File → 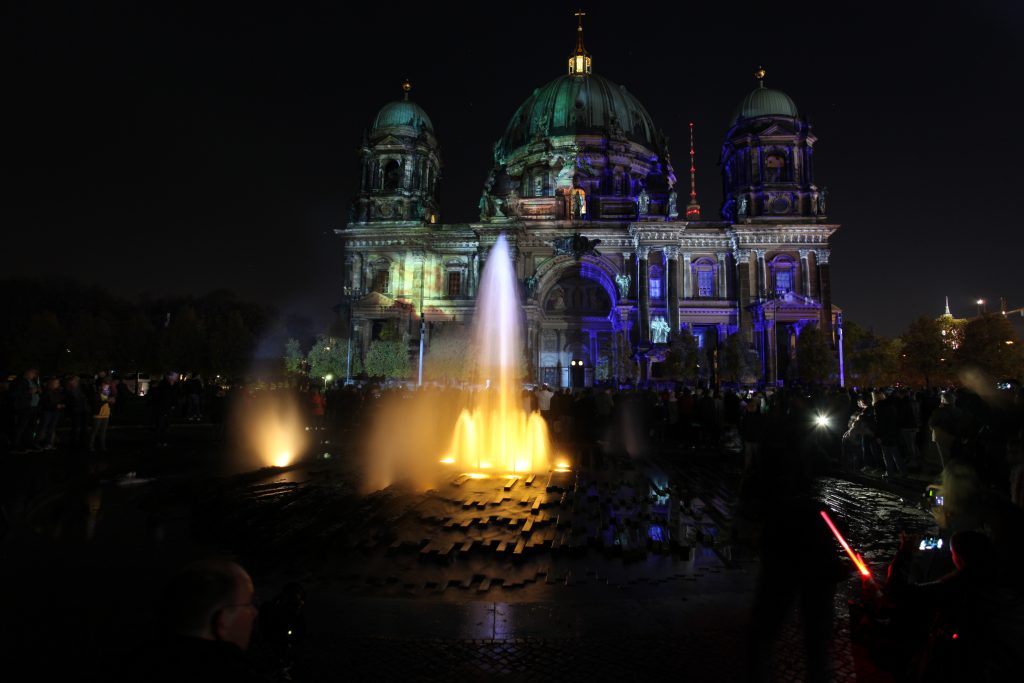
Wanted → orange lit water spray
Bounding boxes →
[820,509,873,580]
[442,234,555,474]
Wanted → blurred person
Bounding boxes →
[746,405,850,683]
[309,387,326,431]
[536,384,554,422]
[89,378,114,452]
[64,375,90,451]
[185,374,204,422]
[740,396,764,477]
[34,377,65,450]
[929,392,963,471]
[9,367,40,453]
[150,372,180,447]
[874,390,907,477]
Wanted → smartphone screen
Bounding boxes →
[919,536,944,551]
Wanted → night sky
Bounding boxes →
[7,1,1022,337]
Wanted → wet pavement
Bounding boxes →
[0,427,939,681]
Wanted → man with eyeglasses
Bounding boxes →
[125,559,262,681]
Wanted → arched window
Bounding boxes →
[383,159,401,190]
[769,255,797,295]
[648,265,663,300]
[692,257,716,298]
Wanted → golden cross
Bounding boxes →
[575,10,586,30]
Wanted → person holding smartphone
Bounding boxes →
[871,530,1024,680]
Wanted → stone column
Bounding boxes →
[755,249,767,298]
[736,250,753,344]
[682,252,692,299]
[637,246,651,342]
[816,249,834,343]
[799,249,811,297]
[716,252,727,299]
[665,246,680,336]
[555,329,564,388]
[588,331,598,382]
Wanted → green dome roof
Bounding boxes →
[372,99,433,132]
[731,84,798,124]
[498,73,659,157]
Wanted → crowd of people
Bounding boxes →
[0,367,226,455]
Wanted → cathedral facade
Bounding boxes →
[337,26,839,387]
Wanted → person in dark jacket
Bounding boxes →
[63,375,90,451]
[874,390,907,477]
[9,367,40,453]
[150,372,180,447]
[34,377,64,450]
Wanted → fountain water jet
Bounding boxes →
[442,234,554,474]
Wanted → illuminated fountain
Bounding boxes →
[238,390,308,471]
[442,234,556,474]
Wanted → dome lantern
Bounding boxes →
[567,10,592,76]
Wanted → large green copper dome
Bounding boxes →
[497,73,659,158]
[372,99,433,132]
[731,83,798,124]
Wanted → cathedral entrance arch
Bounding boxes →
[534,256,619,388]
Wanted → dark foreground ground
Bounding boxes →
[0,423,938,681]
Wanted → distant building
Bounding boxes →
[336,19,839,386]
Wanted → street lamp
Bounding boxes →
[324,373,333,389]
[976,299,986,316]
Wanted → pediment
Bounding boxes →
[356,291,396,307]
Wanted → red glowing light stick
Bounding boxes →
[820,510,873,579]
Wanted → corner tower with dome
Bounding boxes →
[337,19,839,387]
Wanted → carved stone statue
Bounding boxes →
[818,187,828,215]
[505,188,519,217]
[478,192,489,220]
[572,191,586,219]
[549,286,566,311]
[615,273,631,299]
[524,274,538,298]
[637,189,650,215]
[737,195,749,218]
[810,192,818,216]
[551,233,602,260]
[667,191,678,219]
[651,316,670,344]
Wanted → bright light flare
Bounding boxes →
[274,452,291,468]
[820,510,872,579]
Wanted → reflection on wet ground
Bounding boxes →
[3,438,937,680]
